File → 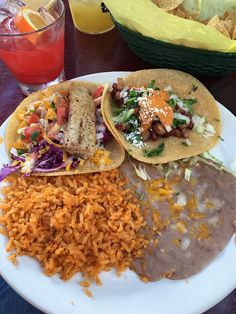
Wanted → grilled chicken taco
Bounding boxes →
[102,69,221,164]
[0,81,125,180]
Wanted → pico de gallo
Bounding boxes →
[0,85,112,181]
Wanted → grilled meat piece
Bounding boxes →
[64,83,96,159]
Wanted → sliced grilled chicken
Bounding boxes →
[64,83,96,159]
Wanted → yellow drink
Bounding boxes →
[68,0,114,34]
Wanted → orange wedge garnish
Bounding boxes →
[14,7,46,33]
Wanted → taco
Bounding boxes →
[0,81,125,180]
[102,69,221,164]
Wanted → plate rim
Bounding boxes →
[0,71,235,314]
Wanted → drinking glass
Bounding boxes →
[0,0,65,95]
[68,0,114,34]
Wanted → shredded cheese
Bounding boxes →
[66,159,73,171]
[63,150,68,162]
[79,160,85,168]
[39,147,49,155]
[43,134,64,148]
[45,108,57,121]
[131,162,150,181]
[91,149,112,166]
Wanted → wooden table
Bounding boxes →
[0,1,235,313]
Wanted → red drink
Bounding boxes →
[0,0,65,94]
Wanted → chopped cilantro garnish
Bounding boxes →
[113,108,124,116]
[147,80,156,89]
[214,118,221,122]
[20,134,26,139]
[113,109,135,123]
[167,98,177,109]
[181,142,188,146]
[147,80,159,90]
[135,191,145,201]
[144,142,164,157]
[17,149,26,155]
[139,192,145,201]
[124,109,135,122]
[126,96,139,109]
[218,135,224,141]
[183,98,197,113]
[50,101,56,109]
[126,97,138,104]
[129,90,138,98]
[128,116,140,131]
[30,131,40,141]
[173,119,186,127]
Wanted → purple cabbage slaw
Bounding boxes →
[0,164,21,182]
[0,107,112,182]
[0,140,71,182]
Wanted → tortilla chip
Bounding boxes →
[223,19,233,35]
[5,81,125,176]
[232,25,236,39]
[154,0,184,11]
[224,9,236,38]
[207,15,230,38]
[173,5,198,20]
[102,69,221,165]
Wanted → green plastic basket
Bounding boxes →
[112,17,236,76]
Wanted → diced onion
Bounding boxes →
[197,202,205,213]
[165,125,172,132]
[185,252,192,258]
[10,147,18,157]
[181,237,191,250]
[174,112,190,124]
[207,216,219,226]
[177,193,187,206]
[184,168,191,181]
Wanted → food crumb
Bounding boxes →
[164,268,176,278]
[79,280,90,288]
[83,288,93,298]
[0,136,3,144]
[140,275,149,283]
[8,254,17,265]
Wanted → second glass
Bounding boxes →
[68,0,114,34]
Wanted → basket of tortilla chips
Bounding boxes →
[105,0,236,76]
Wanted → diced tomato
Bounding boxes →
[56,98,69,125]
[29,113,39,124]
[92,86,104,99]
[24,125,42,142]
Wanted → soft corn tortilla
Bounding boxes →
[6,81,125,176]
[102,69,221,164]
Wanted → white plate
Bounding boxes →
[0,71,236,314]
